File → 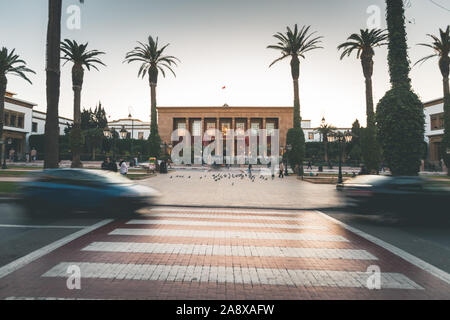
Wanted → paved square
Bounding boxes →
[0,207,449,300]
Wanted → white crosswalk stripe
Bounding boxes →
[141,212,313,222]
[149,207,309,216]
[41,262,423,290]
[82,241,378,260]
[126,219,326,230]
[109,228,349,242]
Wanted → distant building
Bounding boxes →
[108,118,150,141]
[423,98,445,164]
[156,105,351,154]
[2,91,73,160]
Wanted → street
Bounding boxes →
[0,178,449,299]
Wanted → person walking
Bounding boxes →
[120,160,129,176]
[307,160,312,170]
[248,163,252,177]
[279,162,285,179]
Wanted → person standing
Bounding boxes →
[101,157,111,170]
[279,162,284,179]
[30,148,37,162]
[9,148,15,162]
[120,160,129,176]
[109,158,118,172]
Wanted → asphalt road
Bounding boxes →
[0,203,104,267]
[322,208,450,273]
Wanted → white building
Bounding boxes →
[2,91,73,160]
[108,118,150,140]
[423,98,445,164]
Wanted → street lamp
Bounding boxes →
[1,138,12,170]
[285,144,292,176]
[128,113,134,156]
[120,126,128,140]
[331,131,353,185]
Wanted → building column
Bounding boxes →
[262,118,266,130]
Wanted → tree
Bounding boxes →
[338,29,387,126]
[376,0,424,176]
[415,26,450,175]
[0,47,35,168]
[44,0,84,169]
[267,24,323,129]
[61,39,106,168]
[349,119,362,162]
[124,36,180,157]
[315,123,336,163]
[338,29,387,173]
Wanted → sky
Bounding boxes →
[1,0,449,128]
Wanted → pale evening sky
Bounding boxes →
[1,0,449,128]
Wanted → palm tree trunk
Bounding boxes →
[365,76,375,127]
[0,76,7,167]
[44,0,62,169]
[291,56,301,128]
[150,84,157,132]
[71,85,83,168]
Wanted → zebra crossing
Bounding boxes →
[1,206,449,300]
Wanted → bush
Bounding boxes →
[286,127,305,173]
[376,87,425,176]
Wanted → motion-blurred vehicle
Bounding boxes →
[339,175,450,215]
[20,169,160,215]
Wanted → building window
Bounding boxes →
[3,110,25,129]
[138,132,144,140]
[308,132,314,140]
[430,113,444,130]
[192,120,202,136]
[32,122,38,133]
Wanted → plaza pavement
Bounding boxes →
[141,168,343,209]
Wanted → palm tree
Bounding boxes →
[415,26,450,174]
[0,48,35,168]
[44,0,84,169]
[338,29,388,126]
[61,39,106,168]
[315,121,336,163]
[268,24,323,128]
[124,36,179,157]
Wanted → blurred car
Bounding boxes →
[20,169,160,215]
[339,175,450,214]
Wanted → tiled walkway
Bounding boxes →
[0,207,449,300]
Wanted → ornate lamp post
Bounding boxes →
[128,113,134,156]
[1,138,12,170]
[120,126,128,140]
[330,131,353,185]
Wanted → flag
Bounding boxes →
[222,86,226,90]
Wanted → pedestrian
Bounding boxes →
[30,147,37,162]
[9,148,15,162]
[279,162,284,179]
[120,160,129,176]
[248,163,252,177]
[101,157,111,170]
[307,160,312,170]
[109,158,118,172]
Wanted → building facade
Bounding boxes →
[423,98,445,163]
[2,91,73,161]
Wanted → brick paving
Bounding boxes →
[0,207,449,300]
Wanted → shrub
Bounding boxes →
[376,87,424,175]
[286,127,305,173]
